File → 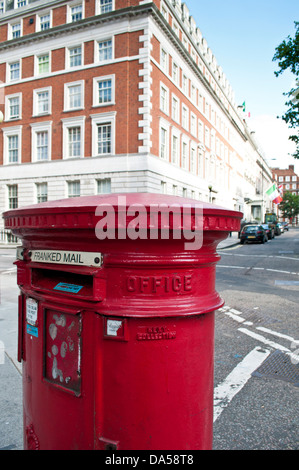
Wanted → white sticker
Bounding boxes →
[26,298,38,326]
[107,320,122,337]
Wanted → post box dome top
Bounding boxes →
[3,193,242,234]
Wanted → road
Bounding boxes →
[0,229,298,451]
[213,227,299,450]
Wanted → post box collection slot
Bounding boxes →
[31,268,94,299]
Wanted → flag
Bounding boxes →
[266,183,283,204]
[242,101,246,112]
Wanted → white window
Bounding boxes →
[292,176,297,181]
[182,105,189,131]
[161,181,167,194]
[2,126,22,164]
[93,75,115,107]
[67,2,84,23]
[198,120,204,142]
[172,62,179,84]
[182,75,188,95]
[8,61,20,82]
[161,48,168,73]
[64,81,84,111]
[285,176,290,182]
[172,95,180,123]
[191,85,196,103]
[67,45,82,68]
[5,93,22,120]
[36,183,48,203]
[160,84,169,115]
[0,2,4,13]
[182,140,188,170]
[292,183,297,189]
[31,122,52,162]
[68,181,81,198]
[190,145,196,173]
[8,185,18,209]
[286,184,290,190]
[37,12,52,31]
[36,53,50,75]
[96,38,113,62]
[159,122,169,161]
[278,176,284,182]
[33,87,52,116]
[96,0,113,14]
[205,126,210,148]
[173,21,179,37]
[171,131,179,165]
[9,21,22,40]
[97,178,111,193]
[62,116,85,158]
[190,113,197,137]
[91,112,116,156]
[17,0,27,7]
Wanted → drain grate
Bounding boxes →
[252,350,299,387]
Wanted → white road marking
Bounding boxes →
[217,265,299,276]
[256,326,299,344]
[213,347,270,422]
[238,328,299,364]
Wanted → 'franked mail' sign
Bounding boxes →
[31,250,103,267]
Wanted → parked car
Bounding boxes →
[240,225,268,244]
[281,222,289,231]
[277,223,284,233]
[261,224,275,240]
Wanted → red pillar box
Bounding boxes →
[3,193,242,450]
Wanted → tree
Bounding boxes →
[273,22,299,159]
[279,191,299,222]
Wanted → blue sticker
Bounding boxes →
[27,324,38,337]
[53,282,83,294]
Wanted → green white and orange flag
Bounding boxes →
[266,183,282,204]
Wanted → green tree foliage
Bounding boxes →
[273,21,299,159]
[279,191,299,221]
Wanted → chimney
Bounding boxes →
[289,165,294,171]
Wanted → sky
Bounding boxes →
[186,0,299,173]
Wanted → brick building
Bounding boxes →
[0,0,273,240]
[272,165,299,197]
[272,164,299,224]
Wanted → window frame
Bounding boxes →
[95,0,114,15]
[2,126,22,165]
[33,87,52,116]
[91,112,116,157]
[35,52,51,76]
[36,11,52,31]
[94,37,114,64]
[66,44,83,69]
[7,60,21,82]
[62,116,85,159]
[30,121,52,162]
[67,1,85,23]
[64,80,84,112]
[5,93,22,121]
[93,75,115,108]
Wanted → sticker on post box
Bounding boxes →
[107,320,123,336]
[26,298,38,326]
[53,282,83,294]
[27,324,38,337]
